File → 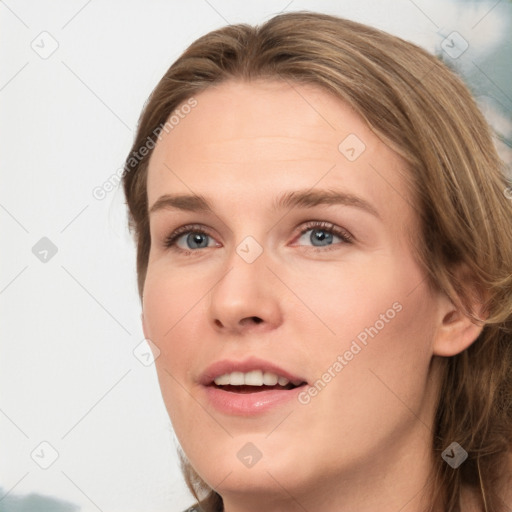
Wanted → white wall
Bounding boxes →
[1,1,510,511]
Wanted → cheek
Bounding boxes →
[282,261,437,462]
[142,265,203,370]
[307,256,437,407]
[284,249,423,347]
[295,248,436,395]
[143,259,202,331]
[142,267,207,427]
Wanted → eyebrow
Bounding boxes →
[149,189,380,219]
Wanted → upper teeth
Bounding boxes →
[213,370,292,386]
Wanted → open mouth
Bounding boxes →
[202,366,308,413]
[211,382,305,394]
[207,369,307,393]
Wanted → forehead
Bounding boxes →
[146,79,415,230]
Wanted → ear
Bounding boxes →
[432,267,487,357]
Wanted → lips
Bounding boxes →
[199,357,308,415]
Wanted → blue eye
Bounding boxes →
[163,221,353,255]
[164,226,215,251]
[183,232,209,249]
[296,222,352,247]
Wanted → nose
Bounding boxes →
[208,242,283,335]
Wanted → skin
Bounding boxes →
[141,79,484,512]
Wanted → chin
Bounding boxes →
[186,435,320,497]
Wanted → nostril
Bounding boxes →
[239,316,264,326]
[214,317,263,328]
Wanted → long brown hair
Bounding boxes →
[123,11,512,511]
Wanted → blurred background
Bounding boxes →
[1,1,510,511]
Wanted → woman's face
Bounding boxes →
[143,79,446,509]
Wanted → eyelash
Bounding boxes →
[163,221,354,255]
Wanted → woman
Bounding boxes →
[122,11,512,512]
